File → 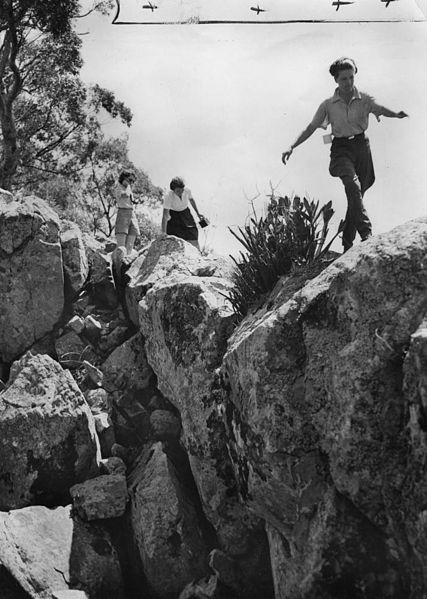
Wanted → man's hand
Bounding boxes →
[397,111,408,119]
[281,148,293,165]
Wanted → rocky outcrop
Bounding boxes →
[0,505,123,599]
[0,195,64,362]
[221,217,427,597]
[2,189,427,599]
[0,352,99,510]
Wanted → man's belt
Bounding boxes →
[334,132,365,141]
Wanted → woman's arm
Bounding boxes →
[161,208,170,233]
[189,196,202,218]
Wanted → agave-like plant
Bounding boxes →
[226,193,343,319]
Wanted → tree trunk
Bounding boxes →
[0,104,19,190]
[0,15,22,190]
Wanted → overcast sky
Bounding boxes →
[80,5,427,254]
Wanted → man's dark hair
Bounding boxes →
[119,170,135,185]
[170,177,185,190]
[329,57,358,79]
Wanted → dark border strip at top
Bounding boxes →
[111,0,426,25]
[112,19,426,24]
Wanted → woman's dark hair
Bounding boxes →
[170,177,185,191]
[329,57,358,79]
[119,170,135,185]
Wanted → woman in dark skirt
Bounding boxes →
[161,177,206,250]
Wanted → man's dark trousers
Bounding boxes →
[329,133,374,251]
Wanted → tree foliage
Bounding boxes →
[0,0,116,189]
[0,1,162,239]
[0,0,84,187]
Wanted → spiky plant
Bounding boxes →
[226,194,343,319]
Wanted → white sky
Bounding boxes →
[80,9,427,254]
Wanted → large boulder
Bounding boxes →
[139,273,235,529]
[138,265,274,596]
[0,352,99,510]
[60,220,89,296]
[0,505,123,599]
[222,217,427,597]
[0,195,64,363]
[128,443,211,598]
[125,236,228,325]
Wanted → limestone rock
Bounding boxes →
[138,257,274,596]
[70,474,128,521]
[83,315,102,341]
[150,409,181,440]
[0,353,99,510]
[0,505,123,599]
[129,443,210,597]
[125,236,226,325]
[111,443,129,462]
[97,325,130,356]
[222,217,427,597]
[0,195,64,362]
[139,274,245,535]
[100,457,126,476]
[84,240,118,309]
[102,332,152,395]
[68,315,85,335]
[60,220,89,296]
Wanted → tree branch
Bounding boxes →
[35,123,82,158]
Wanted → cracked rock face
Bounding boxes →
[0,195,65,363]
[0,352,99,510]
[222,217,427,597]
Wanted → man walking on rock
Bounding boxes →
[282,57,408,252]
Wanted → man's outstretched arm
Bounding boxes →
[377,106,408,119]
[282,123,317,164]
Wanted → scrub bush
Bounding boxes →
[227,194,343,319]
